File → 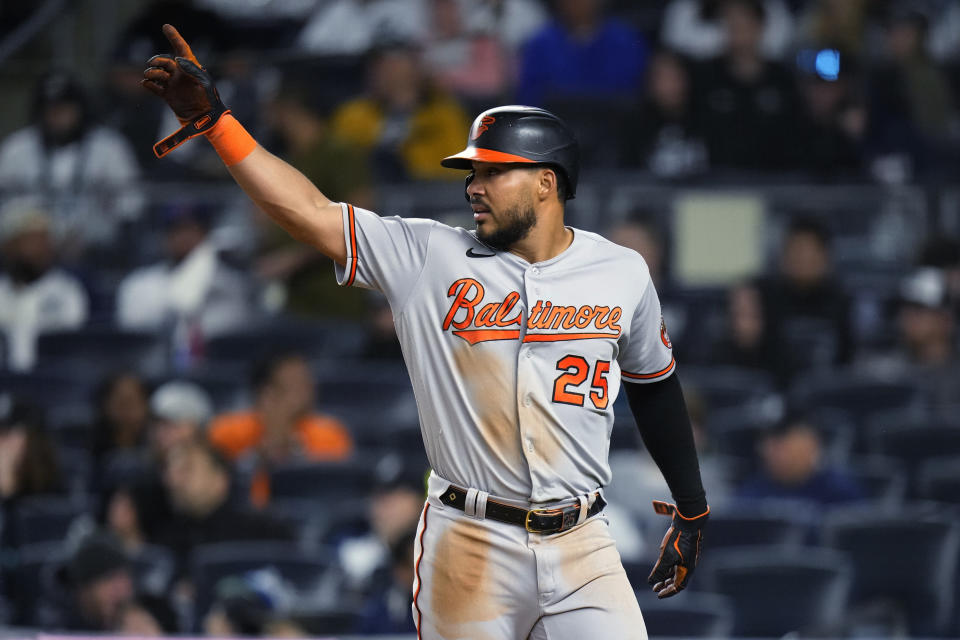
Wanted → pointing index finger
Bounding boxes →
[161,24,200,66]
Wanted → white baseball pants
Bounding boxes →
[411,472,648,640]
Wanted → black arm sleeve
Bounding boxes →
[624,372,708,517]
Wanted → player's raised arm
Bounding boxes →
[141,25,346,265]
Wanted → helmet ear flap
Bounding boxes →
[464,171,475,202]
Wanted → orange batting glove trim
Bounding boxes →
[205,113,257,166]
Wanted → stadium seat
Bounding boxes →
[634,590,735,637]
[678,366,777,412]
[269,457,378,501]
[846,456,907,506]
[867,420,960,492]
[189,541,334,626]
[700,510,808,549]
[12,495,91,545]
[702,546,852,637]
[822,507,960,636]
[918,456,960,504]
[789,372,922,427]
[203,318,364,368]
[36,327,167,377]
[5,541,68,626]
[0,370,94,407]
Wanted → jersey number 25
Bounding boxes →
[552,356,610,410]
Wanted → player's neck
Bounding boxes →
[509,217,573,265]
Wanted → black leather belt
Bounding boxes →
[440,484,606,535]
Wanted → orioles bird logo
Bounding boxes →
[472,116,496,140]
[660,317,672,349]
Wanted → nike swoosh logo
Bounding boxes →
[466,248,496,258]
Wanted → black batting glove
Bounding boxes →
[141,24,228,157]
[647,500,708,598]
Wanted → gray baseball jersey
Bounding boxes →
[335,204,675,504]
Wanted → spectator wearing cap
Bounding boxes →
[297,0,428,56]
[735,414,864,507]
[859,268,958,415]
[661,0,795,61]
[209,353,353,507]
[148,380,214,463]
[0,199,88,370]
[115,201,254,367]
[50,532,167,632]
[0,71,143,253]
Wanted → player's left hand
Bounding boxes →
[647,500,708,598]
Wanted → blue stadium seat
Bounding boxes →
[269,457,377,501]
[846,456,907,507]
[4,541,68,626]
[823,507,960,636]
[702,546,852,637]
[679,366,778,412]
[634,590,735,637]
[789,372,922,427]
[0,370,93,407]
[867,420,960,492]
[700,510,808,550]
[12,495,91,545]
[36,327,168,377]
[918,456,960,505]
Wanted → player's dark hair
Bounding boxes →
[786,216,831,249]
[552,166,569,202]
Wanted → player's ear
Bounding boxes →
[537,168,556,202]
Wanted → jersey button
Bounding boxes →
[526,350,533,359]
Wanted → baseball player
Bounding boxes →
[142,25,709,640]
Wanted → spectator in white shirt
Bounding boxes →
[0,72,143,257]
[0,199,88,371]
[116,203,253,368]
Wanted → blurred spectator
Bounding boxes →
[153,439,295,577]
[90,372,151,472]
[202,571,307,637]
[793,53,867,178]
[516,0,647,106]
[330,43,471,181]
[661,0,796,61]
[336,454,425,592]
[354,526,418,635]
[209,354,353,507]
[861,268,958,414]
[693,0,799,171]
[297,0,428,56]
[618,49,708,178]
[257,84,373,320]
[0,199,88,371]
[149,380,214,463]
[359,293,404,361]
[928,0,960,62]
[736,414,863,506]
[53,532,165,633]
[116,202,254,367]
[710,280,786,381]
[0,71,143,254]
[422,0,511,100]
[866,7,954,180]
[918,236,960,307]
[607,215,669,287]
[759,217,853,378]
[0,400,63,549]
[99,483,151,555]
[797,0,871,54]
[467,0,549,51]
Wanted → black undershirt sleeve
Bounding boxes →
[623,372,708,517]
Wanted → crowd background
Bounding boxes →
[1,0,960,637]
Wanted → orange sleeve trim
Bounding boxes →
[622,356,676,381]
[205,113,257,166]
[345,204,358,286]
